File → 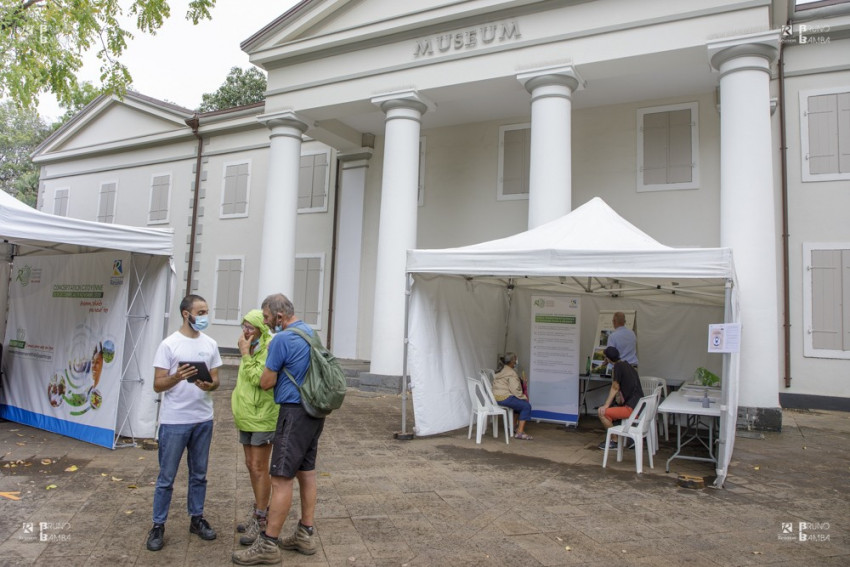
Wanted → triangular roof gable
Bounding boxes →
[242,0,510,57]
[33,92,193,159]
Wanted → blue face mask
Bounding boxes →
[250,338,260,347]
[274,325,283,334]
[189,314,209,332]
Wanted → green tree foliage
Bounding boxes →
[198,66,266,112]
[0,100,51,204]
[0,0,216,110]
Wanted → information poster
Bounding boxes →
[590,310,636,375]
[528,295,580,426]
[1,252,129,448]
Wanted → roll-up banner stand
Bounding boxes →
[528,295,580,426]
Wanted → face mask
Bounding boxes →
[189,314,209,332]
[274,325,283,333]
[250,338,260,347]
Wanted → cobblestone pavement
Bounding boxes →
[0,365,848,566]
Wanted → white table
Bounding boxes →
[658,387,721,472]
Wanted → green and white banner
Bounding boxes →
[1,252,129,447]
[529,295,580,425]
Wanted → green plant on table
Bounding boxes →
[693,367,720,387]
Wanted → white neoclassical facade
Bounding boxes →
[32,0,850,426]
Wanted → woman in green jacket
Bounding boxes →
[231,309,278,544]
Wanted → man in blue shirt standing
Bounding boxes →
[232,293,324,565]
[607,311,638,368]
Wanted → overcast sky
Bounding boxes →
[38,0,300,121]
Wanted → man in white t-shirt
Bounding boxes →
[146,294,222,552]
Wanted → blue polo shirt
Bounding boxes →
[265,321,313,404]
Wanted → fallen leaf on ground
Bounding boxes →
[127,485,137,489]
[111,476,123,481]
[64,465,78,472]
[15,442,25,446]
[125,510,134,515]
[565,546,571,551]
[754,465,760,470]
[41,459,52,465]
[46,484,57,490]
[101,473,108,477]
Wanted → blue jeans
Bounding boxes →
[498,396,532,421]
[152,420,213,525]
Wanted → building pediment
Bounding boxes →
[242,0,552,67]
[33,92,194,163]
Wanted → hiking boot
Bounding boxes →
[239,515,267,546]
[146,523,164,551]
[278,522,316,555]
[232,532,281,565]
[189,515,217,541]
[236,503,256,533]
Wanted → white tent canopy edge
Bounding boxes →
[0,190,174,447]
[404,197,740,487]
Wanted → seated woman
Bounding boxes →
[492,352,533,440]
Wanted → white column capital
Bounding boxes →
[517,65,584,94]
[707,30,779,74]
[371,90,435,115]
[257,111,312,135]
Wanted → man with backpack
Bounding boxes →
[232,293,324,565]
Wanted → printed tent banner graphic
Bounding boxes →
[2,252,129,448]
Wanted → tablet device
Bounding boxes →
[179,361,213,383]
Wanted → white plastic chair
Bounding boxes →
[466,377,510,444]
[640,376,669,441]
[601,393,657,474]
[478,369,515,438]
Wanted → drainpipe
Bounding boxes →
[185,115,203,298]
[326,156,342,350]
[778,29,792,388]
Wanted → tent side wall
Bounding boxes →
[116,254,173,440]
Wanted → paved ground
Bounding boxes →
[1,365,848,566]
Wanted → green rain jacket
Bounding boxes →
[231,309,279,432]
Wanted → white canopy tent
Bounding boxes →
[0,190,174,447]
[405,197,740,486]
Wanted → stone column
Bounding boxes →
[331,149,373,359]
[368,92,430,376]
[708,32,781,423]
[517,66,583,228]
[256,112,309,300]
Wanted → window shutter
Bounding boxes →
[667,109,693,183]
[150,175,169,221]
[98,183,116,223]
[844,250,850,350]
[808,94,839,175]
[839,93,850,174]
[215,258,242,321]
[223,165,237,215]
[235,164,249,215]
[54,189,68,216]
[502,128,529,196]
[642,112,669,185]
[811,249,843,350]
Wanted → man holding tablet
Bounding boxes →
[146,294,222,552]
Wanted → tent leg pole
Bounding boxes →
[395,274,414,440]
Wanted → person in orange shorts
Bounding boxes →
[596,346,644,450]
